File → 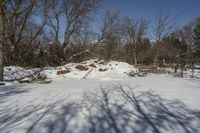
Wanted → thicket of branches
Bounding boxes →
[0,0,200,72]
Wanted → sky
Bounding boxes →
[92,0,200,35]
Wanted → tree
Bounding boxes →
[98,10,122,60]
[193,19,200,57]
[160,34,187,63]
[0,0,7,81]
[45,0,101,62]
[123,17,148,65]
[180,25,194,58]
[152,12,175,66]
[3,0,49,66]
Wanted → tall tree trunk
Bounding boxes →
[0,3,4,81]
[154,41,159,67]
[133,44,137,66]
[133,51,137,66]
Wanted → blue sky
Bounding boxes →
[92,0,200,35]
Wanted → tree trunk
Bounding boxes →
[154,41,159,67]
[133,51,137,66]
[0,4,4,81]
[154,54,158,67]
[133,44,137,66]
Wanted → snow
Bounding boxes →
[4,66,36,81]
[1,60,200,133]
[4,59,138,81]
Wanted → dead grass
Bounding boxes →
[75,65,89,71]
[89,63,96,67]
[57,69,71,75]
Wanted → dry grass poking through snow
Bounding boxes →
[75,65,89,71]
[57,68,71,75]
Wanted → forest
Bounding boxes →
[0,0,199,81]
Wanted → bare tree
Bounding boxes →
[45,0,100,62]
[193,18,200,57]
[0,0,7,81]
[3,0,49,66]
[47,0,63,44]
[98,10,122,60]
[62,0,100,59]
[122,17,148,65]
[178,25,194,59]
[152,12,175,66]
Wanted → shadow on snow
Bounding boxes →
[0,84,199,133]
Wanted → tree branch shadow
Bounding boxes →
[0,85,32,103]
[0,85,79,133]
[0,84,200,133]
[83,86,200,133]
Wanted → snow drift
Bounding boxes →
[4,59,139,82]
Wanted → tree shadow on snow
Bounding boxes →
[0,85,200,133]
[0,85,32,103]
[0,84,80,133]
[83,86,200,133]
[0,96,79,133]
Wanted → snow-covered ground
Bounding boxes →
[1,60,200,133]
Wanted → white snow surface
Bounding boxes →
[1,60,200,133]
